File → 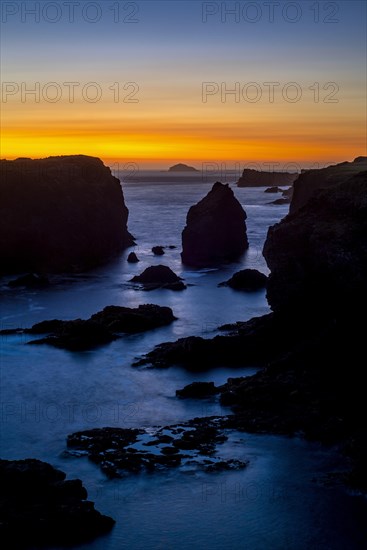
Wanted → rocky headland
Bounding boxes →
[0,459,114,547]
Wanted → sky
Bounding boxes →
[1,0,366,169]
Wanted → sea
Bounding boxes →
[1,172,366,549]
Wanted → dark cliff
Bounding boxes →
[0,155,134,273]
[264,170,367,315]
[290,156,367,213]
[237,169,298,187]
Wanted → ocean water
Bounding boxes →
[1,178,366,549]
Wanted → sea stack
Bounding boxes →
[0,155,134,272]
[181,182,248,266]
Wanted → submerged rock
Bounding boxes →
[131,265,186,290]
[0,458,114,547]
[8,273,49,288]
[0,155,134,273]
[219,269,267,291]
[181,182,248,266]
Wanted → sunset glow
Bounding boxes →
[1,1,366,168]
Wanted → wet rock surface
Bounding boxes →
[0,458,114,548]
[1,304,176,351]
[66,419,248,478]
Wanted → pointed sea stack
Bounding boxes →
[181,182,248,266]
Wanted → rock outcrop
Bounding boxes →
[0,155,134,273]
[237,169,298,187]
[181,182,248,266]
[219,269,267,291]
[131,265,186,290]
[127,251,139,263]
[0,459,114,547]
[290,156,367,213]
[2,304,176,350]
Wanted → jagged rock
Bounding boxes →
[131,265,186,290]
[219,269,267,291]
[176,381,219,398]
[66,418,236,478]
[237,169,298,187]
[0,458,114,547]
[8,273,49,288]
[127,252,139,263]
[152,246,165,256]
[0,155,134,273]
[181,182,248,266]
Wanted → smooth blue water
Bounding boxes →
[1,181,366,549]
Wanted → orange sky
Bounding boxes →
[1,1,366,169]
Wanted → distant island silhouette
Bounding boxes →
[168,163,199,172]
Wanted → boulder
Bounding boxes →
[181,182,248,266]
[131,265,186,290]
[219,269,267,291]
[152,246,165,256]
[0,155,134,273]
[127,252,139,263]
[0,459,114,547]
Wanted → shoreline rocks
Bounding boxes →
[0,458,114,547]
[181,182,248,266]
[66,419,247,478]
